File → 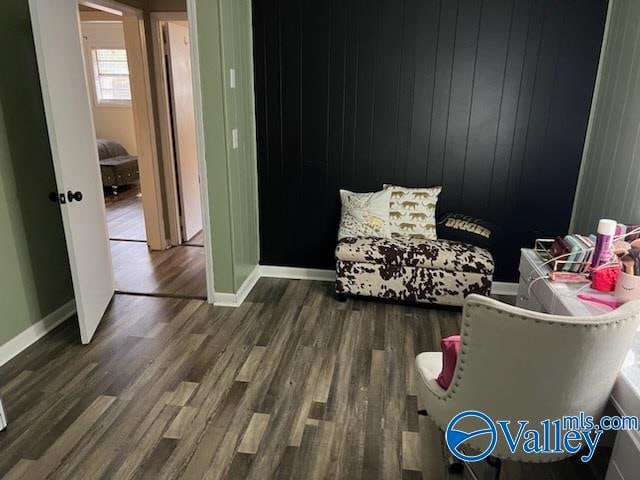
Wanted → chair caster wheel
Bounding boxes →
[447,461,463,474]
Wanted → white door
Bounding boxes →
[29,0,114,344]
[166,22,203,242]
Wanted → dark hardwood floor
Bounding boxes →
[0,279,609,479]
[111,240,206,299]
[104,187,146,242]
[104,186,206,299]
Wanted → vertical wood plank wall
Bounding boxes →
[572,0,640,234]
[252,0,607,281]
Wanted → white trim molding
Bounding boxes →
[214,265,260,307]
[0,300,76,368]
[0,397,7,431]
[259,265,518,296]
[491,281,519,297]
[149,12,186,247]
[214,265,517,308]
[187,0,216,304]
[259,265,336,282]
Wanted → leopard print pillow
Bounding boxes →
[383,184,441,239]
[338,189,391,240]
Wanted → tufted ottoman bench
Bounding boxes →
[335,237,494,307]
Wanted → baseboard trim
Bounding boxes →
[259,265,518,296]
[0,299,76,368]
[236,264,261,305]
[213,292,239,307]
[491,281,519,296]
[215,265,518,308]
[259,265,335,282]
[214,264,261,307]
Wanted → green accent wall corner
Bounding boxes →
[571,0,640,232]
[0,0,74,347]
[195,0,259,294]
[0,0,260,353]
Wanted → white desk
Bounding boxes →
[517,249,640,480]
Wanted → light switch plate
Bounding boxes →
[230,68,236,88]
[232,129,239,149]
[0,398,7,431]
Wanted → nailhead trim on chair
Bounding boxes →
[420,302,640,462]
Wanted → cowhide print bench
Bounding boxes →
[335,236,494,307]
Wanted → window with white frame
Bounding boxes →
[91,48,131,105]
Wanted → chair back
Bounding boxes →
[450,294,640,461]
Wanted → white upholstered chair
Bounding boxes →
[416,294,640,477]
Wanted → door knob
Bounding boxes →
[67,191,83,202]
[49,192,66,204]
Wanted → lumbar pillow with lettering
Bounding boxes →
[436,213,500,250]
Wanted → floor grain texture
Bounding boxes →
[111,241,206,299]
[0,279,609,479]
[105,188,146,242]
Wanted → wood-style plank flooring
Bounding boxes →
[0,279,609,479]
[104,188,146,242]
[104,187,206,299]
[184,229,204,247]
[111,240,206,299]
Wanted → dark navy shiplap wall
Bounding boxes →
[251,0,607,281]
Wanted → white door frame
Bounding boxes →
[150,12,187,247]
[186,0,216,303]
[150,9,215,303]
[42,0,216,303]
[79,0,166,251]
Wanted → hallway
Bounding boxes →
[104,188,206,299]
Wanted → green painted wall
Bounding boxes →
[0,0,258,352]
[0,0,74,347]
[196,0,259,293]
[571,0,640,232]
[219,0,260,289]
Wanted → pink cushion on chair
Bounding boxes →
[436,335,461,389]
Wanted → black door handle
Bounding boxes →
[67,191,83,202]
[49,191,82,203]
[49,192,66,204]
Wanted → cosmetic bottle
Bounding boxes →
[591,219,617,268]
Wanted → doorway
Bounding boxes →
[29,0,216,342]
[79,10,147,244]
[78,2,206,300]
[151,13,205,249]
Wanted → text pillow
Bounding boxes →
[437,213,500,250]
[338,189,391,240]
[383,184,441,239]
[436,335,461,390]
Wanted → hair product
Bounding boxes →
[591,219,617,268]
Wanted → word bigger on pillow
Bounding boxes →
[383,184,441,239]
[436,213,499,250]
[338,189,391,240]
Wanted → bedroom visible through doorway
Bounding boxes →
[79,2,206,299]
